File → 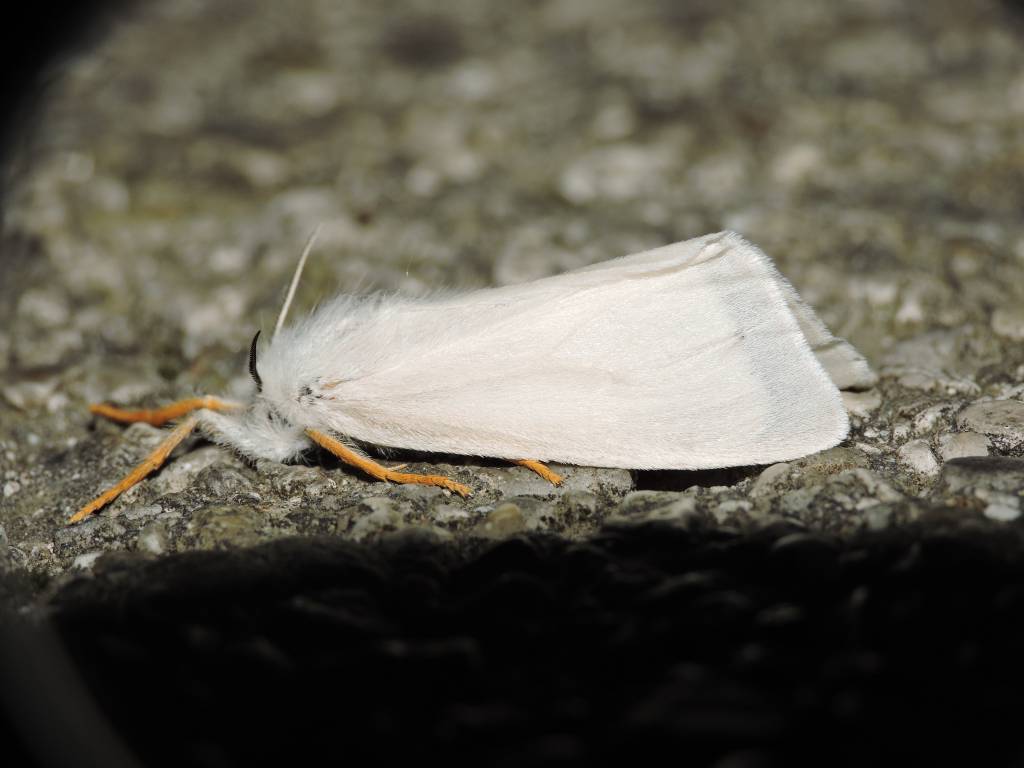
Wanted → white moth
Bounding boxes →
[70,230,876,524]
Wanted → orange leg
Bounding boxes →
[68,415,200,524]
[514,459,564,486]
[90,396,241,426]
[306,428,472,497]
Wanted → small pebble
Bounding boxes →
[991,307,1024,341]
[348,498,410,539]
[937,432,990,462]
[613,491,699,524]
[71,551,102,570]
[897,439,940,476]
[476,502,525,537]
[751,463,793,497]
[842,390,881,418]
[137,521,169,555]
[984,497,1021,522]
[957,400,1024,450]
[432,504,471,524]
[912,404,951,435]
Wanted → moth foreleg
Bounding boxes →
[513,459,563,486]
[305,429,472,498]
[90,396,242,426]
[68,415,200,524]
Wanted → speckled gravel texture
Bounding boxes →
[3,0,1024,763]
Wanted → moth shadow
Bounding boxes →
[633,465,761,492]
[308,443,764,492]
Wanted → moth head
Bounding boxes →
[241,325,325,431]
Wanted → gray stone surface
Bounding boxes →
[2,0,1024,583]
[897,439,940,477]
[957,400,1024,453]
[937,431,991,462]
[935,457,1024,522]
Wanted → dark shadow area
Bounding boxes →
[5,520,1024,766]
[0,0,135,197]
[634,466,761,492]
[1001,0,1024,19]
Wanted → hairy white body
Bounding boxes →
[201,230,875,470]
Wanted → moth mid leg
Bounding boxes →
[68,415,200,524]
[513,459,563,486]
[90,395,242,426]
[306,429,472,498]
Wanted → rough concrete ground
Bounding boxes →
[2,0,1024,590]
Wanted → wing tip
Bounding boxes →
[712,230,879,392]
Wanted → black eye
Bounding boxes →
[300,385,312,397]
[248,330,263,392]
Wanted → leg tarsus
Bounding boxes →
[68,415,200,524]
[306,428,472,497]
[514,459,563,486]
[381,467,472,497]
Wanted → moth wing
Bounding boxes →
[778,283,877,390]
[317,231,856,469]
[574,233,877,391]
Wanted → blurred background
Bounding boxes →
[3,1,1024,765]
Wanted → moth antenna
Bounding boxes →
[249,330,263,391]
[274,223,322,338]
